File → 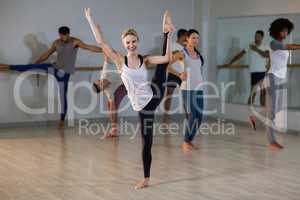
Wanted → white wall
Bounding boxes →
[0,0,195,124]
[201,0,300,130]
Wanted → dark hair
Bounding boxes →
[269,18,294,39]
[184,29,204,66]
[187,29,200,37]
[255,30,264,37]
[58,26,70,35]
[177,29,188,39]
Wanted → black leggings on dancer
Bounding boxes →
[139,32,169,178]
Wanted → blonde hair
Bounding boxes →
[121,28,139,41]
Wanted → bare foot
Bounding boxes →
[274,142,284,149]
[104,128,119,138]
[188,142,199,150]
[268,142,284,151]
[181,142,193,153]
[134,178,149,190]
[248,115,256,131]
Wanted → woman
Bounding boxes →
[84,8,174,189]
[93,53,127,137]
[254,18,300,150]
[176,29,205,152]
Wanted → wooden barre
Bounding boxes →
[75,66,103,71]
[217,64,300,69]
[0,66,103,73]
[218,64,248,69]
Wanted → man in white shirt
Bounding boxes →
[228,30,269,109]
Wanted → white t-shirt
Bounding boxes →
[169,42,184,74]
[268,40,289,79]
[181,49,204,91]
[120,61,153,111]
[245,43,268,73]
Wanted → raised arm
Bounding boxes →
[74,38,102,53]
[84,8,123,69]
[35,42,56,64]
[145,32,173,67]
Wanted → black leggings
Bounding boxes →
[139,33,168,178]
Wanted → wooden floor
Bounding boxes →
[0,118,299,200]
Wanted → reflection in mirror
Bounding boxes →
[217,14,300,110]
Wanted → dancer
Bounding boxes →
[93,53,127,137]
[84,8,174,189]
[0,26,102,127]
[261,18,299,150]
[163,29,188,125]
[178,29,205,153]
[227,30,269,129]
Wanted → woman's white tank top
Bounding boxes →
[120,56,153,111]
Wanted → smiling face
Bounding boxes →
[187,32,200,47]
[122,34,139,53]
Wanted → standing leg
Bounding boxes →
[248,74,258,130]
[182,90,203,152]
[55,69,70,127]
[265,74,283,150]
[103,87,119,138]
[260,85,266,107]
[135,96,159,190]
[248,85,257,105]
[181,90,193,152]
[187,90,203,143]
[135,108,155,190]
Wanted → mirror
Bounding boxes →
[217,14,300,110]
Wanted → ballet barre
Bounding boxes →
[217,64,300,69]
[75,66,103,71]
[2,66,104,87]
[217,64,248,69]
